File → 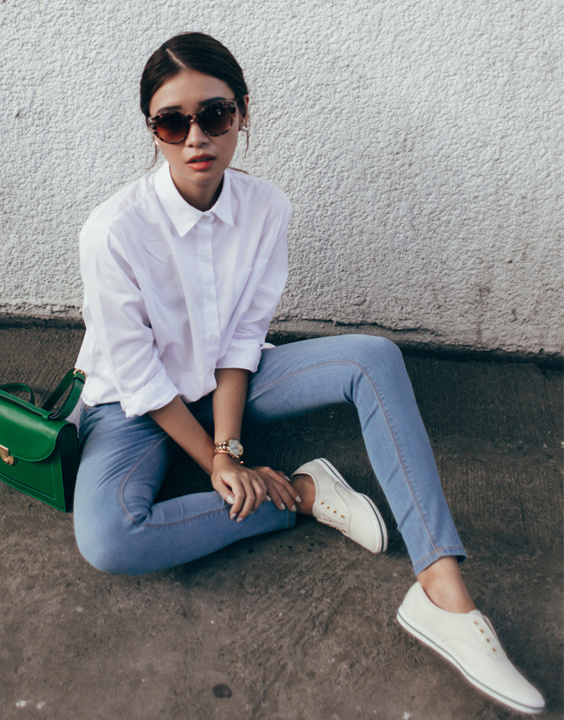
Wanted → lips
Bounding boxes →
[187,154,215,170]
[188,154,215,164]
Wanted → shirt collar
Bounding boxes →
[154,162,234,237]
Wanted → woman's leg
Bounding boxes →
[73,403,295,575]
[244,335,467,578]
[245,336,546,712]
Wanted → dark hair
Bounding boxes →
[140,32,249,120]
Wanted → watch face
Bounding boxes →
[228,439,243,457]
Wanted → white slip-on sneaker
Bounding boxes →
[291,458,388,554]
[397,582,545,714]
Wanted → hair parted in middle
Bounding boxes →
[140,32,249,121]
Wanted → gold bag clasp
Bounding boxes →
[0,445,15,466]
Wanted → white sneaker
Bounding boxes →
[291,458,388,554]
[397,582,545,714]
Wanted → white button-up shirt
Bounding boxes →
[76,163,290,417]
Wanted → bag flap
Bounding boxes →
[0,390,70,462]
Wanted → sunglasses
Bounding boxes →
[147,100,239,144]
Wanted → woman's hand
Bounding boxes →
[211,456,302,520]
[250,466,302,514]
[211,454,268,521]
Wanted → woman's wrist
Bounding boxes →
[212,452,243,469]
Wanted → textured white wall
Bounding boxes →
[1,0,562,356]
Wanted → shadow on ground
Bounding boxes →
[0,324,562,720]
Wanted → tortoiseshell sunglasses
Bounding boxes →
[147,100,239,144]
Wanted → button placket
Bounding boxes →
[197,216,221,376]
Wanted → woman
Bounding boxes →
[74,32,544,714]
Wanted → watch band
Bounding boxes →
[214,438,244,463]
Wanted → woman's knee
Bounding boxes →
[337,333,404,366]
[74,510,139,575]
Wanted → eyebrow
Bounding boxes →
[153,96,235,115]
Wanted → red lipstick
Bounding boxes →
[187,154,215,171]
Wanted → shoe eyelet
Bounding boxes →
[341,514,345,518]
[479,629,484,634]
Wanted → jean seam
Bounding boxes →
[249,357,441,556]
[354,361,443,554]
[417,544,467,563]
[139,506,295,531]
[118,439,293,530]
[118,437,232,527]
[118,434,171,523]
[413,544,468,574]
[141,504,228,529]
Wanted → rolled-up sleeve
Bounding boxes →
[80,222,178,417]
[216,209,290,371]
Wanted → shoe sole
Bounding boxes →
[317,458,388,553]
[396,607,544,715]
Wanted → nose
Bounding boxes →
[185,117,208,147]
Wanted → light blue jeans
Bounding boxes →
[74,335,466,575]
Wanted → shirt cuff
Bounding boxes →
[119,366,179,418]
[215,341,262,373]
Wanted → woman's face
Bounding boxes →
[149,69,248,211]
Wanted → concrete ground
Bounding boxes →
[0,322,562,720]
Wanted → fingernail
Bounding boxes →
[236,517,244,522]
[226,495,235,504]
[290,504,297,512]
[279,503,286,510]
[230,514,236,520]
[295,495,302,503]
[266,494,272,502]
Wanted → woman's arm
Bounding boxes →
[212,367,302,518]
[211,368,267,520]
[149,397,215,473]
[212,367,249,442]
[148,370,281,520]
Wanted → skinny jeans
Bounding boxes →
[74,335,466,575]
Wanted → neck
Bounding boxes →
[170,170,224,212]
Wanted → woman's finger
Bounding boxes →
[265,484,287,511]
[250,475,267,512]
[237,478,256,520]
[214,472,245,519]
[211,475,235,506]
[266,469,301,510]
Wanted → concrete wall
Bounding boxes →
[1,0,562,356]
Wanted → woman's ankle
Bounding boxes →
[417,556,476,614]
[291,473,315,515]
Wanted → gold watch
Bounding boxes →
[214,438,244,463]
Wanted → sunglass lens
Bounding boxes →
[155,112,187,143]
[199,103,235,136]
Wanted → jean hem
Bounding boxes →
[412,545,467,576]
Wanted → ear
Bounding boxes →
[239,94,250,127]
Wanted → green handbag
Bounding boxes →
[0,369,85,512]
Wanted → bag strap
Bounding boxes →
[42,369,86,421]
[0,383,35,406]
